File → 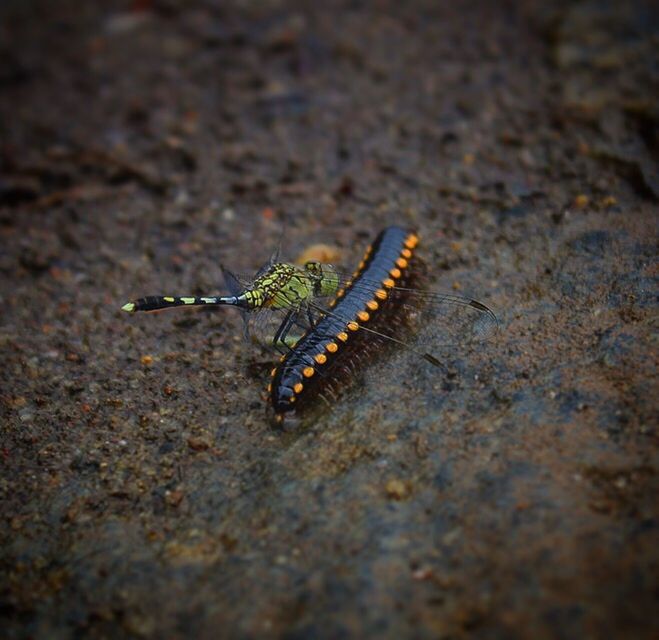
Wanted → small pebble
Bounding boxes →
[574,194,589,208]
[295,243,342,265]
[187,436,211,451]
[385,479,409,500]
[165,490,184,507]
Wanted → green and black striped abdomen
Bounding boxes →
[122,295,235,313]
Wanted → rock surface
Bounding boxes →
[1,1,656,638]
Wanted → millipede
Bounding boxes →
[269,226,426,425]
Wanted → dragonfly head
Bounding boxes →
[303,261,340,298]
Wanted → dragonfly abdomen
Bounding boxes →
[269,226,421,425]
[121,295,243,313]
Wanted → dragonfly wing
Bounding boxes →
[398,295,498,348]
[221,266,247,297]
[329,271,498,349]
[245,307,284,347]
[246,304,314,351]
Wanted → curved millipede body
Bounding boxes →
[270,226,420,425]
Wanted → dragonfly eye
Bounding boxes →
[303,260,321,274]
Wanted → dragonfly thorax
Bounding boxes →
[243,261,340,311]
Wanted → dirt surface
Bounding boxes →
[1,1,657,638]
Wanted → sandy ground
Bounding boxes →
[1,1,657,638]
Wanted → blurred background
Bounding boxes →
[1,1,657,638]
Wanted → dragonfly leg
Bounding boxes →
[272,309,297,351]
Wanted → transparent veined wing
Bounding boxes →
[316,270,499,351]
[244,304,314,350]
